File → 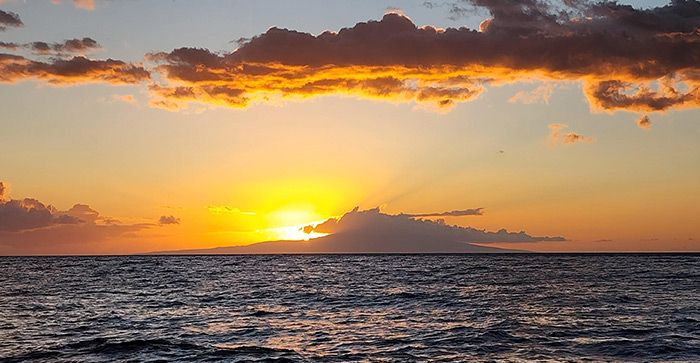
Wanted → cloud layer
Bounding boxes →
[146,1,700,112]
[2,1,699,114]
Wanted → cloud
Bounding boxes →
[145,1,700,113]
[50,0,95,10]
[0,41,19,50]
[402,208,484,217]
[0,197,82,232]
[302,207,563,244]
[0,181,151,252]
[73,0,95,10]
[111,94,136,104]
[25,38,100,56]
[158,215,180,225]
[549,123,594,145]
[0,9,22,31]
[163,207,565,254]
[636,114,653,129]
[207,205,256,216]
[0,54,149,85]
[509,82,556,104]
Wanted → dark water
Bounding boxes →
[0,254,698,362]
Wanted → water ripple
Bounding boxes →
[0,254,698,362]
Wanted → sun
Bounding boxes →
[270,225,329,241]
[265,209,331,241]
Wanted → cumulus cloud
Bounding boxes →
[25,37,100,56]
[0,181,151,252]
[4,1,700,115]
[0,197,81,232]
[402,208,484,217]
[302,207,563,243]
[170,207,564,254]
[0,9,22,31]
[637,114,653,129]
[0,54,149,85]
[145,1,700,113]
[158,215,180,225]
[549,123,594,145]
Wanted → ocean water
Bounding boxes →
[0,254,698,362]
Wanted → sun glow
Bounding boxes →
[269,224,329,241]
[264,209,332,241]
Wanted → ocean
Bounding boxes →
[1,254,698,362]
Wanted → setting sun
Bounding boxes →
[265,209,331,241]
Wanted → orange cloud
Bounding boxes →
[3,1,700,114]
[549,123,594,145]
[158,215,180,225]
[145,1,700,112]
[51,0,95,10]
[73,0,95,10]
[0,54,149,85]
[111,94,136,104]
[637,115,653,129]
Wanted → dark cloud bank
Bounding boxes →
[155,207,565,254]
[147,0,700,112]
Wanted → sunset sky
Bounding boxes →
[1,0,699,254]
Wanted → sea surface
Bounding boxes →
[0,254,698,362]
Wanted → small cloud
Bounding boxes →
[509,82,556,104]
[73,0,95,10]
[51,0,95,10]
[636,115,652,130]
[549,123,594,145]
[112,94,136,104]
[0,9,22,31]
[403,208,484,218]
[385,6,405,16]
[26,38,100,56]
[158,215,180,225]
[0,54,150,85]
[207,205,256,216]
